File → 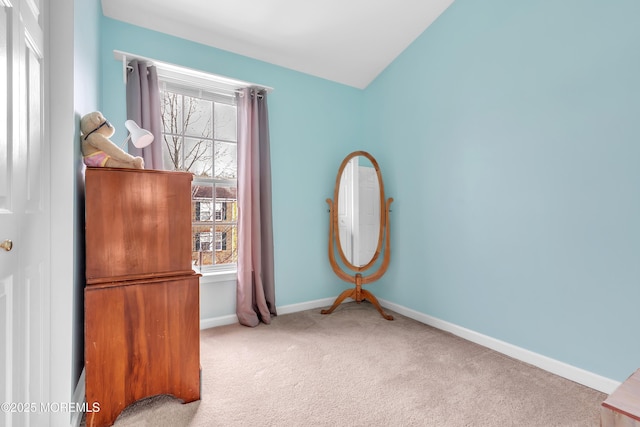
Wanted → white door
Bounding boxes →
[0,1,49,426]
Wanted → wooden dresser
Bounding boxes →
[84,168,200,427]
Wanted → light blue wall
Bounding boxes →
[99,18,364,315]
[363,0,640,382]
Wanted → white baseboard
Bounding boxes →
[200,314,238,329]
[378,298,620,395]
[70,368,85,427]
[276,297,337,315]
[199,297,337,330]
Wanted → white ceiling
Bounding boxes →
[101,0,454,89]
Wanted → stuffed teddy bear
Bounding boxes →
[80,111,144,169]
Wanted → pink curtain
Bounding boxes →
[126,60,164,170]
[236,88,276,327]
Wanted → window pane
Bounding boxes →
[192,225,213,268]
[192,224,237,267]
[215,231,223,251]
[184,137,212,177]
[163,134,182,171]
[214,223,237,265]
[161,92,183,134]
[192,185,213,226]
[214,202,223,221]
[214,184,237,216]
[214,103,237,141]
[214,141,237,179]
[183,96,212,139]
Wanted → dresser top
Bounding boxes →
[85,166,194,178]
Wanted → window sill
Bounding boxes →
[197,268,237,284]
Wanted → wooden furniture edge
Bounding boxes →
[86,270,201,288]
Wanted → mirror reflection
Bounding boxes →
[337,155,381,267]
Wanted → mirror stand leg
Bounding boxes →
[321,288,356,315]
[361,289,394,321]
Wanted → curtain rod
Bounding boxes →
[113,50,274,94]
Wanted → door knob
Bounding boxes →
[1,240,12,252]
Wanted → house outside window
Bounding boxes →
[215,231,228,251]
[159,79,238,273]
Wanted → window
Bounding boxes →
[215,231,228,251]
[159,80,238,273]
[215,201,226,221]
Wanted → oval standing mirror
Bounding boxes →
[336,154,383,269]
[322,151,394,320]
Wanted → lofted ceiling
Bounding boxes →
[101,0,454,89]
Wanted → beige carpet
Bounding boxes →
[107,302,606,426]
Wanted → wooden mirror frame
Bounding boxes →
[334,151,384,271]
[322,151,394,320]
